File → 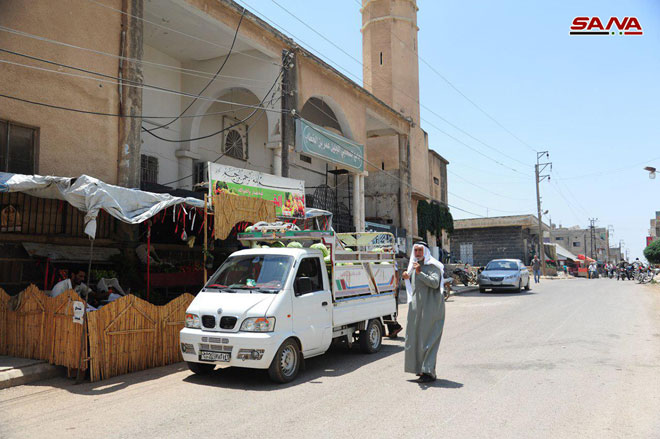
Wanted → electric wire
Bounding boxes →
[448,170,533,201]
[144,9,246,132]
[159,103,272,187]
[0,53,285,113]
[0,92,275,119]
[303,93,522,215]
[83,0,280,67]
[142,68,283,143]
[0,25,273,85]
[351,0,538,153]
[266,0,532,172]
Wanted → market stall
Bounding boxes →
[0,166,312,381]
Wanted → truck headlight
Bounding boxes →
[240,317,275,332]
[185,313,201,329]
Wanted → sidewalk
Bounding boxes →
[0,356,64,389]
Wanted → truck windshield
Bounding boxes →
[205,255,293,293]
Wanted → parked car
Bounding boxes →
[479,259,530,293]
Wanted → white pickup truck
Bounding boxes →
[180,228,398,382]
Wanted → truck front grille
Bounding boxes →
[220,316,238,329]
[201,315,216,328]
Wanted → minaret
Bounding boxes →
[362,0,420,124]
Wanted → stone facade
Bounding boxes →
[450,226,535,266]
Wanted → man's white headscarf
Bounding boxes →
[404,243,445,303]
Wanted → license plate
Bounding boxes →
[199,350,231,362]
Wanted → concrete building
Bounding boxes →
[609,246,623,262]
[649,211,660,243]
[450,215,550,266]
[0,0,450,259]
[548,225,610,262]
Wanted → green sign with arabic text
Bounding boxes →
[295,118,364,172]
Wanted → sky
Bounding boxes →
[236,0,660,260]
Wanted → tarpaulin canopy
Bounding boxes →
[553,243,578,261]
[0,172,204,239]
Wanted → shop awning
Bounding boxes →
[22,243,120,263]
[554,243,578,261]
[0,172,204,239]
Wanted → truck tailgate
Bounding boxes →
[332,292,396,327]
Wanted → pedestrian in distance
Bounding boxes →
[588,263,597,279]
[401,242,445,383]
[532,255,541,284]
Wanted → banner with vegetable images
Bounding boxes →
[207,163,305,217]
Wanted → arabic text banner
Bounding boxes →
[207,163,305,217]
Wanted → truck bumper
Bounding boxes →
[180,328,286,370]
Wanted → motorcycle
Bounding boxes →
[452,267,470,287]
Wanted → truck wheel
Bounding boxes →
[187,361,215,375]
[359,319,383,354]
[268,338,301,383]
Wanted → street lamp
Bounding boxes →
[644,166,656,179]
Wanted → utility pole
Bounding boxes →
[280,49,297,178]
[607,224,614,263]
[117,0,144,188]
[535,151,551,275]
[588,218,598,260]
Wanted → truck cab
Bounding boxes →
[181,229,398,383]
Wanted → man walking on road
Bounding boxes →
[532,255,541,283]
[402,242,445,383]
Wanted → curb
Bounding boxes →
[0,361,64,390]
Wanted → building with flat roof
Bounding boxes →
[450,215,549,266]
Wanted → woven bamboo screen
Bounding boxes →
[1,285,193,382]
[213,192,276,239]
[87,295,159,382]
[0,288,9,355]
[159,293,194,366]
[6,285,49,360]
[46,290,87,370]
[86,293,194,382]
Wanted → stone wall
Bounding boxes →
[450,226,529,266]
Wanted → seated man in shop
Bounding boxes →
[50,269,109,307]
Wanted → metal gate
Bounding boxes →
[460,243,473,265]
[307,183,354,233]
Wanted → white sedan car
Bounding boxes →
[479,259,531,293]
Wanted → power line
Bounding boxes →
[144,9,246,132]
[351,0,537,154]
[142,68,284,143]
[0,25,273,85]
[0,53,284,114]
[0,92,276,119]
[448,170,532,201]
[448,191,528,214]
[160,101,272,187]
[241,0,532,177]
[83,0,280,67]
[304,90,530,216]
[269,0,531,170]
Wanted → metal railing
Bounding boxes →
[0,192,116,239]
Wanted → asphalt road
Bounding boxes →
[1,278,659,439]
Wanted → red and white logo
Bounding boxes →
[570,17,643,35]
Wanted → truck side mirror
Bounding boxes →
[294,277,313,296]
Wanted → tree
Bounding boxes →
[643,239,660,264]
